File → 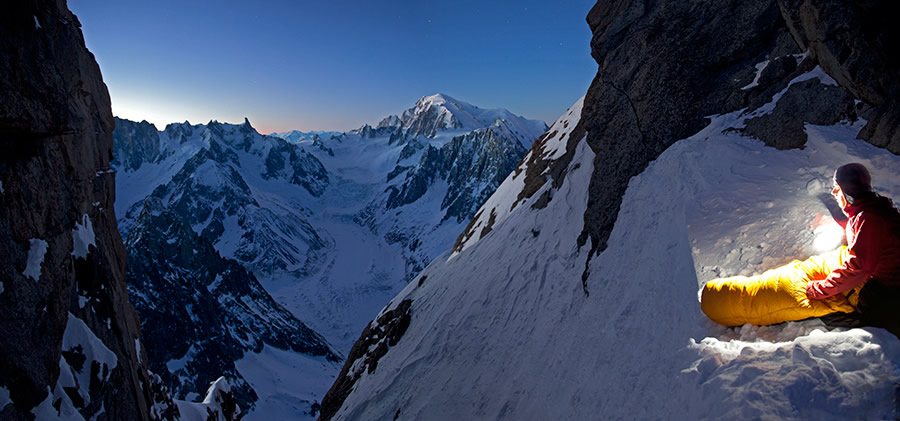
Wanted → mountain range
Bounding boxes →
[111,93,547,417]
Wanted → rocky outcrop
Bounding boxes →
[578,1,788,266]
[318,299,411,421]
[384,127,530,223]
[778,0,900,152]
[113,118,169,171]
[0,1,174,419]
[573,0,893,281]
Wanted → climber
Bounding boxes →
[806,163,900,334]
[700,163,900,333]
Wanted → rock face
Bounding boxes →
[384,126,528,223]
[0,1,174,419]
[779,0,900,152]
[113,118,170,172]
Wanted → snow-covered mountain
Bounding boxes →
[112,95,547,418]
[319,2,900,420]
[270,130,342,144]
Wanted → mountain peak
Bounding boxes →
[416,93,460,107]
[385,94,546,141]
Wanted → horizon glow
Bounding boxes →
[68,0,597,134]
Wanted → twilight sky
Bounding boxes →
[69,0,597,134]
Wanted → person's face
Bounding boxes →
[832,178,848,208]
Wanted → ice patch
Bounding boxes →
[72,214,96,258]
[24,238,48,280]
[135,339,142,364]
[33,16,41,29]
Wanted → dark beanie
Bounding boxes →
[834,163,872,200]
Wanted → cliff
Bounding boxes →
[0,1,175,419]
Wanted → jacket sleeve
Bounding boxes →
[807,214,881,299]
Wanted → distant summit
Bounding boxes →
[375,93,547,144]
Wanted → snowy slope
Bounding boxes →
[327,78,900,420]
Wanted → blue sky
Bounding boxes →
[69,1,597,134]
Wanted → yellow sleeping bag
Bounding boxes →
[701,246,857,326]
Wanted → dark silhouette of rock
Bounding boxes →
[0,0,175,419]
[318,299,411,421]
[778,0,900,152]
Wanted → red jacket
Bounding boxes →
[807,194,900,300]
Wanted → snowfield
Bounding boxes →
[331,89,900,419]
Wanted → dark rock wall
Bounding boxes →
[778,0,900,151]
[576,0,899,278]
[0,0,166,419]
[578,0,788,262]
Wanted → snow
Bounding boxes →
[0,385,9,410]
[454,96,585,255]
[175,377,242,421]
[236,345,341,420]
[0,179,4,193]
[62,312,118,407]
[135,339,142,363]
[748,66,839,120]
[741,59,769,90]
[33,15,41,30]
[23,238,48,280]
[166,345,196,373]
[31,385,84,421]
[330,88,900,419]
[71,214,96,258]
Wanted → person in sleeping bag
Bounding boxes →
[806,163,900,334]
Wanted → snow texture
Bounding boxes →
[175,377,242,421]
[23,238,48,280]
[61,312,118,407]
[330,88,900,420]
[236,345,340,421]
[31,385,83,421]
[71,214,96,258]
